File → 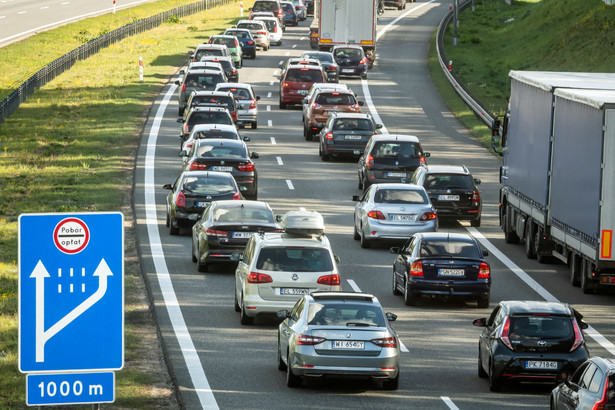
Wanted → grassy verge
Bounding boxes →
[429,0,615,145]
[0,0,254,406]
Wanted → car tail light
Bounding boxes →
[273,26,278,33]
[472,190,480,205]
[176,191,186,207]
[247,271,273,283]
[205,228,228,237]
[278,10,283,18]
[248,40,254,45]
[500,317,513,350]
[183,123,189,134]
[297,334,325,345]
[188,162,208,170]
[409,261,423,277]
[478,262,490,279]
[181,83,186,92]
[283,82,289,88]
[419,212,437,221]
[312,102,322,110]
[350,103,360,111]
[233,192,242,200]
[371,337,397,348]
[237,163,254,172]
[185,143,193,150]
[570,318,584,352]
[257,31,267,36]
[317,274,340,286]
[231,69,237,75]
[231,112,237,121]
[592,378,610,410]
[249,99,257,109]
[419,156,427,164]
[367,210,385,220]
[359,57,368,66]
[326,65,336,71]
[366,154,374,167]
[325,131,333,140]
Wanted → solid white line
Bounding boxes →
[267,120,272,127]
[347,279,361,292]
[376,0,436,41]
[0,16,5,19]
[286,180,294,190]
[361,79,388,134]
[270,137,276,144]
[61,2,71,5]
[441,396,460,410]
[276,156,283,165]
[299,207,306,211]
[145,83,219,409]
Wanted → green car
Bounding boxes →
[208,35,243,67]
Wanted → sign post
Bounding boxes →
[18,212,124,406]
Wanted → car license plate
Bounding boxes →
[298,90,308,95]
[341,68,354,73]
[332,340,365,349]
[344,135,362,140]
[280,288,309,295]
[525,361,558,369]
[232,232,252,238]
[438,269,465,276]
[211,166,233,172]
[387,172,405,177]
[438,194,460,201]
[196,202,209,207]
[390,214,415,221]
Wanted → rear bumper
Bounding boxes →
[408,279,490,298]
[492,348,589,383]
[338,66,368,77]
[363,220,437,240]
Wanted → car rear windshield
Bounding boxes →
[196,144,246,158]
[334,48,363,58]
[253,1,280,12]
[238,22,265,31]
[191,96,234,111]
[315,93,356,105]
[420,239,480,259]
[256,247,333,272]
[193,130,239,140]
[509,316,573,340]
[184,73,224,89]
[213,207,273,223]
[285,68,323,82]
[211,37,237,48]
[308,303,385,327]
[303,53,334,63]
[374,189,428,204]
[195,49,224,60]
[217,87,252,99]
[187,111,233,126]
[257,19,276,31]
[424,174,474,190]
[371,141,421,159]
[226,30,251,39]
[181,176,236,195]
[332,118,373,131]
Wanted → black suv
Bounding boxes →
[410,165,482,227]
[473,301,590,392]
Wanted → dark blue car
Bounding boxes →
[224,28,256,59]
[281,2,298,26]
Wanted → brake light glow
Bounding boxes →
[472,190,480,205]
[183,123,189,134]
[419,156,427,164]
[325,131,333,141]
[478,262,490,279]
[312,102,322,110]
[317,274,340,286]
[231,112,237,121]
[371,337,397,348]
[247,271,273,283]
[297,334,325,345]
[366,154,374,167]
[205,228,228,237]
[326,66,336,71]
[570,318,584,352]
[189,162,208,170]
[176,191,186,208]
[367,210,385,220]
[249,99,257,109]
[410,261,423,277]
[248,40,255,45]
[181,83,186,92]
[257,31,267,35]
[237,163,254,172]
[419,212,437,221]
[185,143,193,150]
[500,317,513,350]
[283,82,289,88]
[233,192,241,200]
[350,103,360,110]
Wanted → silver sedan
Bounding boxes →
[277,292,400,389]
[353,183,438,248]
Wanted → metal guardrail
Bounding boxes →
[0,0,233,126]
[435,1,499,131]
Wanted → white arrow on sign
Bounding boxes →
[31,258,113,362]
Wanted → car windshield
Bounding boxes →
[374,189,428,204]
[424,174,474,190]
[195,144,246,158]
[256,247,333,272]
[285,69,323,82]
[193,130,238,140]
[420,239,480,258]
[213,207,273,223]
[304,53,334,63]
[372,142,420,159]
[307,303,385,327]
[181,176,236,195]
[187,111,232,126]
[333,118,372,131]
[218,87,252,99]
[509,316,573,340]
[184,74,224,89]
[315,93,355,105]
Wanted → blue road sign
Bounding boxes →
[26,372,115,405]
[19,212,124,373]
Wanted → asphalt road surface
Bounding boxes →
[134,2,615,409]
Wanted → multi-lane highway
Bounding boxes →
[134,2,615,409]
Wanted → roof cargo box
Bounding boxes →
[281,210,325,235]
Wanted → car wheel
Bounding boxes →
[358,177,364,190]
[286,352,302,387]
[277,335,287,371]
[279,100,286,109]
[477,295,490,309]
[197,259,208,273]
[503,206,519,244]
[321,148,329,161]
[471,217,481,228]
[392,271,402,295]
[278,40,283,46]
[361,73,367,80]
[353,219,360,240]
[166,212,170,227]
[251,121,257,129]
[234,287,240,312]
[403,277,417,306]
[488,361,501,392]
[382,372,399,390]
[359,226,371,249]
[524,220,537,259]
[191,240,198,263]
[240,296,254,325]
[305,127,313,141]
[570,253,581,287]
[477,346,488,378]
[580,259,592,295]
[169,217,179,235]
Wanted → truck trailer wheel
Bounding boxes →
[503,206,520,244]
[524,220,537,259]
[580,259,593,294]
[570,253,581,287]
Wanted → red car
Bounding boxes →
[279,65,325,109]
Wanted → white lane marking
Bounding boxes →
[145,82,219,409]
[61,2,71,5]
[285,52,290,56]
[300,37,306,41]
[467,228,615,356]
[0,16,5,19]
[361,79,388,134]
[270,80,274,86]
[347,279,361,292]
[267,92,272,98]
[270,137,276,144]
[267,105,271,111]
[399,340,409,353]
[17,10,27,14]
[441,397,460,410]
[376,0,436,41]
[299,207,306,211]
[292,44,297,48]
[40,6,49,10]
[276,156,283,165]
[278,60,283,65]
[267,120,272,127]
[286,180,294,190]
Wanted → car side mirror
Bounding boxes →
[255,96,261,101]
[230,252,243,262]
[179,69,185,75]
[188,51,193,56]
[177,118,183,123]
[276,310,291,319]
[352,195,360,202]
[251,152,259,159]
[275,215,283,223]
[162,184,172,190]
[579,320,589,330]
[301,98,308,105]
[334,255,340,264]
[376,124,383,129]
[178,151,187,157]
[358,101,364,106]
[389,247,400,254]
[424,152,431,158]
[175,80,180,85]
[474,178,481,185]
[386,312,397,322]
[243,136,251,141]
[482,249,489,257]
[472,318,487,327]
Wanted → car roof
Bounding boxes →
[188,106,231,113]
[333,44,364,50]
[330,112,372,119]
[210,200,271,210]
[416,232,477,243]
[370,134,420,143]
[255,232,330,247]
[191,123,238,132]
[190,90,232,96]
[210,34,235,39]
[196,44,227,50]
[254,16,279,22]
[592,357,615,373]
[314,88,355,96]
[500,300,573,316]
[420,165,470,175]
[216,82,252,90]
[372,183,426,191]
[309,292,378,303]
[286,65,323,71]
[194,138,245,148]
[185,69,224,75]
[201,56,233,62]
[180,170,235,178]
[310,83,348,90]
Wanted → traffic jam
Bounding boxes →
[143,0,615,408]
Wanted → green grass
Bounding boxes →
[431,0,615,141]
[0,0,253,406]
